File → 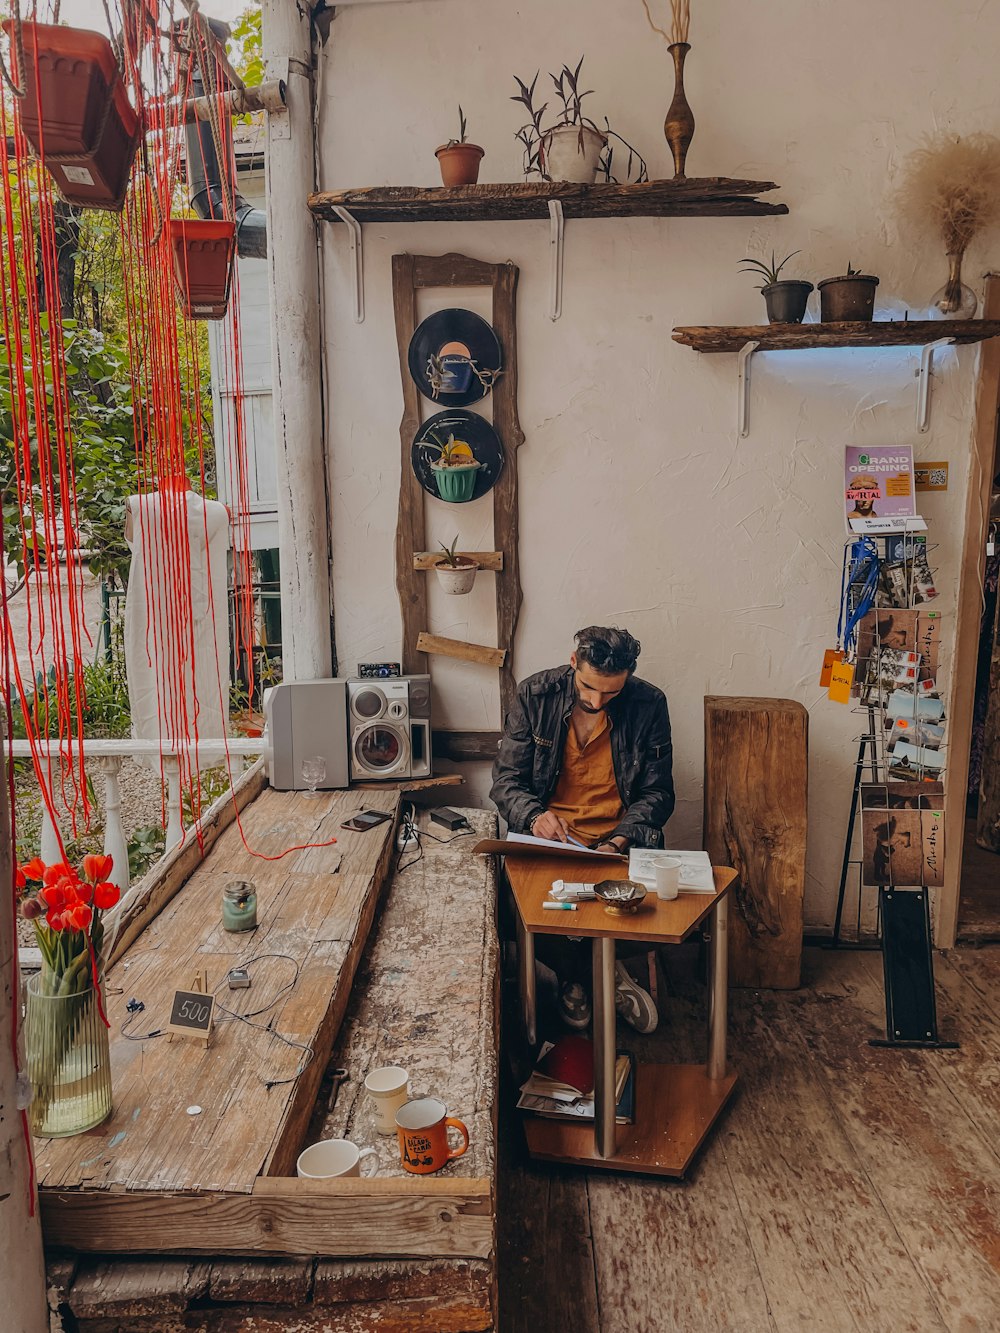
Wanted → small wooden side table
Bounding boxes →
[507,854,738,1177]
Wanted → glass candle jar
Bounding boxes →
[222,880,258,932]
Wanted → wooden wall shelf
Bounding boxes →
[672,319,1000,354]
[309,178,786,225]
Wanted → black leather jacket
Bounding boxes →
[490,665,675,849]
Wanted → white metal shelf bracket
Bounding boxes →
[548,200,565,321]
[916,337,955,433]
[737,339,761,437]
[332,205,365,324]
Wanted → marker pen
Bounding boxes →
[542,901,578,911]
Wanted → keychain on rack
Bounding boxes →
[823,536,880,701]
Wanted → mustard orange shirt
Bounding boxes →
[547,712,624,844]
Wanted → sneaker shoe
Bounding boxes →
[614,962,658,1033]
[558,981,592,1030]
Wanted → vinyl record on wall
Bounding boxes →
[411,410,505,503]
[407,308,503,407]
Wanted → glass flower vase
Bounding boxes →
[931,251,978,319]
[26,973,112,1137]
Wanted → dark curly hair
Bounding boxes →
[574,626,641,675]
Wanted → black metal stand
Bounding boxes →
[869,886,958,1049]
[831,705,881,949]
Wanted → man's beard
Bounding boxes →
[576,698,605,714]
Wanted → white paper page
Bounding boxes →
[505,832,622,858]
[629,848,715,892]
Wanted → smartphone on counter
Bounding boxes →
[341,810,393,832]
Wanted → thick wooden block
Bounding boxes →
[704,696,808,989]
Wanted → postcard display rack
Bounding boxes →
[831,451,957,1049]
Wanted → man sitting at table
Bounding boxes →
[490,626,675,1033]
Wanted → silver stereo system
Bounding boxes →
[263,679,350,791]
[347,674,432,782]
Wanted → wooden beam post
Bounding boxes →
[940,274,1000,947]
[0,719,48,1332]
[261,0,333,678]
[704,697,808,988]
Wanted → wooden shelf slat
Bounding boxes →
[416,632,506,668]
[413,551,503,571]
[672,319,1000,354]
[309,178,787,224]
[432,730,503,762]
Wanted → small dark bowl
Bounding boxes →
[594,879,647,916]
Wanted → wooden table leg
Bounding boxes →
[516,913,537,1048]
[707,892,728,1079]
[592,935,617,1159]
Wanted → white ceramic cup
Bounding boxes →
[364,1066,410,1135]
[651,855,682,900]
[296,1138,377,1179]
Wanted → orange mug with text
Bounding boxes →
[395,1097,469,1174]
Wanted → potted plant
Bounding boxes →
[434,536,479,595]
[424,432,482,502]
[435,106,485,186]
[818,263,880,322]
[169,218,237,320]
[3,20,141,211]
[513,58,607,183]
[739,250,813,324]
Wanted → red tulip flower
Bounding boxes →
[82,853,114,884]
[15,866,26,892]
[41,883,68,911]
[20,857,46,882]
[93,882,120,910]
[43,863,74,887]
[68,902,93,931]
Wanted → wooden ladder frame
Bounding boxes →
[392,252,525,762]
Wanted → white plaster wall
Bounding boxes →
[314,0,997,931]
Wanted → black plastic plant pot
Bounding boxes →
[762,280,813,324]
[818,274,879,322]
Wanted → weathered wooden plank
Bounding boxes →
[413,551,503,571]
[66,1259,212,1320]
[313,1256,492,1310]
[392,252,427,678]
[71,1296,492,1332]
[704,696,808,988]
[432,730,502,762]
[797,950,1000,1329]
[207,1258,313,1306]
[35,787,398,1198]
[308,178,786,224]
[320,810,499,1185]
[672,319,1000,353]
[491,261,524,716]
[109,759,267,965]
[40,1181,494,1259]
[416,632,506,667]
[717,982,949,1332]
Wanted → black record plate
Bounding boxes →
[411,410,505,503]
[407,308,503,407]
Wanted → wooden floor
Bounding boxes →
[498,944,1000,1333]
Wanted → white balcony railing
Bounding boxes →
[9,739,263,898]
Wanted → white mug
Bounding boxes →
[651,855,682,900]
[296,1138,378,1179]
[364,1066,410,1135]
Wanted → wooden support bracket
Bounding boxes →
[416,633,506,668]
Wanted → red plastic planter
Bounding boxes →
[169,219,237,321]
[5,21,140,211]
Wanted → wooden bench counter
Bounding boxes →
[46,798,500,1332]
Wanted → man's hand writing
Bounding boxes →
[531,811,571,842]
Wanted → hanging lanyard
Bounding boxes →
[837,537,880,658]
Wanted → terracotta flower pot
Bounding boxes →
[169,219,237,320]
[435,557,479,595]
[5,20,140,211]
[435,143,484,186]
[818,273,879,322]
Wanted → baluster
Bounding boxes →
[163,756,183,850]
[39,804,61,867]
[93,755,129,894]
